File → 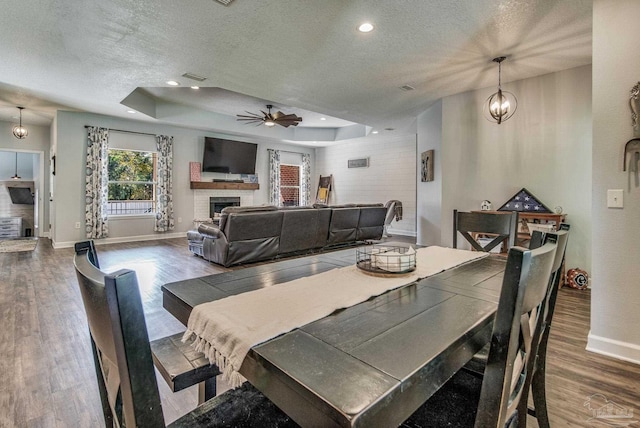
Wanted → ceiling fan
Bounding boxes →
[236,104,302,128]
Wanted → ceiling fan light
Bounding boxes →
[12,107,28,139]
[264,120,276,127]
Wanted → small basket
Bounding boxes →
[356,245,416,275]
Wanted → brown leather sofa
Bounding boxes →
[187,204,387,267]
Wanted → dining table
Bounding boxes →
[162,247,506,427]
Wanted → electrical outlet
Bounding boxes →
[607,189,623,208]
[75,222,81,229]
[178,217,182,223]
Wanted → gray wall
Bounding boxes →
[52,111,315,247]
[426,65,592,273]
[589,0,640,363]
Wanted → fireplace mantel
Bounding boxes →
[190,181,259,190]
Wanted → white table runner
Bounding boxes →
[183,246,488,387]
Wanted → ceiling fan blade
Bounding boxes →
[276,114,302,121]
[276,119,302,128]
[237,112,262,118]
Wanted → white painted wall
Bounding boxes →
[315,133,417,236]
[436,65,592,272]
[52,111,315,247]
[589,0,640,364]
[0,151,34,179]
[416,101,443,246]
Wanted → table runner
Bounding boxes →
[183,246,488,387]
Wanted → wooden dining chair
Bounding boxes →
[520,227,570,428]
[73,248,297,428]
[453,209,519,253]
[402,240,557,428]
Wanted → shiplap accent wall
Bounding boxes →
[315,134,417,236]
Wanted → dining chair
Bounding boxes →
[73,247,297,428]
[402,240,557,428]
[453,209,519,253]
[520,227,570,428]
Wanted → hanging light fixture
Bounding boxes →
[11,153,21,180]
[12,106,28,139]
[483,57,517,124]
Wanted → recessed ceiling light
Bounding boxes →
[191,86,200,90]
[372,131,379,134]
[358,22,374,33]
[166,80,180,86]
[320,117,326,121]
[127,110,136,114]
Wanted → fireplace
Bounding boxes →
[210,197,241,218]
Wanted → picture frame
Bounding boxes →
[421,150,434,182]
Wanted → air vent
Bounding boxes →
[384,127,395,131]
[182,72,207,82]
[214,0,234,5]
[400,85,415,91]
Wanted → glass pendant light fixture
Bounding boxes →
[11,152,21,180]
[483,57,517,124]
[12,106,28,139]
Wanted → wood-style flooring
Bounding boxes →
[0,237,638,427]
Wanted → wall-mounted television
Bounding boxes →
[202,137,258,174]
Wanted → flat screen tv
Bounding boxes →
[202,137,258,174]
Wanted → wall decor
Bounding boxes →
[51,155,56,176]
[189,161,201,181]
[630,81,639,130]
[348,158,369,168]
[497,188,552,213]
[421,150,434,182]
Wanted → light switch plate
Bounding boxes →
[607,189,624,208]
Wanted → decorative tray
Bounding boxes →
[356,245,416,275]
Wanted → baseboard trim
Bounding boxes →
[586,332,640,365]
[53,232,186,249]
[387,228,417,237]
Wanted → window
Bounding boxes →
[107,148,157,215]
[280,164,300,206]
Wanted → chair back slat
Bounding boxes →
[74,250,165,428]
[474,241,557,428]
[453,210,518,252]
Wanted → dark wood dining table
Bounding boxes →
[162,248,506,427]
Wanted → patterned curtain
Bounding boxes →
[85,127,109,239]
[268,149,281,206]
[155,135,174,232]
[301,153,311,206]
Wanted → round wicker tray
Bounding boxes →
[356,245,416,276]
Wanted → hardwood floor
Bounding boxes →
[0,237,638,427]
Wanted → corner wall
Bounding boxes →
[589,0,640,363]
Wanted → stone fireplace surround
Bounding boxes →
[193,189,255,221]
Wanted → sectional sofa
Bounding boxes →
[187,204,388,267]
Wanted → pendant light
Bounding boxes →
[11,153,21,180]
[12,106,28,139]
[483,57,517,124]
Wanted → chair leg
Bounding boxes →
[91,337,115,427]
[198,377,217,404]
[530,353,551,428]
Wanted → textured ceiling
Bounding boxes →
[0,0,592,144]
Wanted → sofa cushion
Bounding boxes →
[224,211,284,241]
[327,207,360,244]
[219,205,278,231]
[356,206,387,240]
[279,209,321,254]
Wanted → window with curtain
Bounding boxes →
[280,164,300,206]
[107,148,157,215]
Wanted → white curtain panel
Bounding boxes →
[301,153,311,206]
[155,135,174,232]
[85,126,109,239]
[268,149,281,206]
